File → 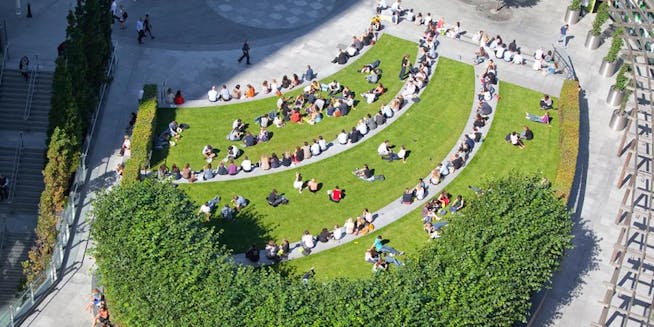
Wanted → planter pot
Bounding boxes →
[609,109,629,131]
[585,31,602,50]
[599,59,619,77]
[565,7,581,25]
[606,85,625,106]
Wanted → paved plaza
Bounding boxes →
[0,0,628,325]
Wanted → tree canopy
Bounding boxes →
[91,174,572,326]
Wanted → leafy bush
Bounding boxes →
[605,28,624,63]
[122,84,158,182]
[615,64,631,91]
[24,0,112,284]
[591,2,609,36]
[569,0,582,11]
[554,80,580,201]
[93,175,572,326]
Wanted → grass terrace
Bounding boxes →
[180,58,475,252]
[284,81,562,280]
[152,35,418,169]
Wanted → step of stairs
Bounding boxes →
[0,232,35,304]
[0,69,53,133]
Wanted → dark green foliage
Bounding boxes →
[569,0,582,10]
[25,0,112,283]
[93,175,572,326]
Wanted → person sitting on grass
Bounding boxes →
[241,156,255,172]
[307,178,319,193]
[327,80,341,95]
[361,59,381,73]
[278,239,290,258]
[353,164,375,181]
[521,125,534,140]
[365,247,379,264]
[221,204,235,221]
[202,164,215,180]
[373,235,404,256]
[227,160,239,175]
[199,195,220,220]
[540,94,554,109]
[372,258,389,273]
[401,188,414,204]
[267,189,289,207]
[377,140,400,161]
[245,244,260,262]
[450,195,464,212]
[231,194,248,212]
[182,163,197,182]
[509,131,526,149]
[293,172,304,193]
[244,132,258,147]
[437,191,451,208]
[203,145,217,162]
[362,83,385,104]
[328,185,343,203]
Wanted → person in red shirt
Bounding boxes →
[290,110,302,123]
[328,186,343,203]
[174,90,185,105]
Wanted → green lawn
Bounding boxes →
[180,58,475,252]
[152,35,418,169]
[283,81,561,280]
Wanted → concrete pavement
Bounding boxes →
[0,0,623,326]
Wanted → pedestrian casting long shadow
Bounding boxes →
[205,204,273,254]
[525,87,596,326]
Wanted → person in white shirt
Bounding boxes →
[356,119,368,135]
[318,136,327,151]
[512,50,524,64]
[377,140,392,156]
[219,85,231,101]
[241,156,253,172]
[391,0,402,13]
[424,13,433,25]
[301,230,315,250]
[534,47,544,61]
[310,140,321,156]
[208,86,218,102]
[333,224,345,240]
[337,130,349,145]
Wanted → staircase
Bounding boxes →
[0,69,53,133]
[0,232,34,304]
[0,147,45,215]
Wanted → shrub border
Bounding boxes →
[554,79,580,201]
[123,84,158,182]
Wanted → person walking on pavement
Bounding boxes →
[144,14,155,39]
[558,24,569,48]
[238,40,251,65]
[136,18,145,44]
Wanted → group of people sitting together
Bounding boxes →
[420,191,462,239]
[243,207,381,263]
[331,28,377,65]
[154,119,186,150]
[197,194,249,221]
[471,30,561,75]
[207,65,318,105]
[507,94,554,148]
[366,235,405,273]
[377,0,463,37]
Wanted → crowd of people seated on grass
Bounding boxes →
[331,28,377,65]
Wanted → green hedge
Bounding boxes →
[554,80,580,201]
[122,85,158,182]
[93,175,572,326]
[23,0,112,283]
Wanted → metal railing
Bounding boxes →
[22,56,38,121]
[0,42,118,327]
[0,44,8,87]
[7,132,22,204]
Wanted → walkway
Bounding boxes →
[5,0,620,326]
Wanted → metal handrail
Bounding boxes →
[8,132,23,204]
[0,44,8,87]
[23,56,38,120]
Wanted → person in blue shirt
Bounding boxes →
[373,235,404,256]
